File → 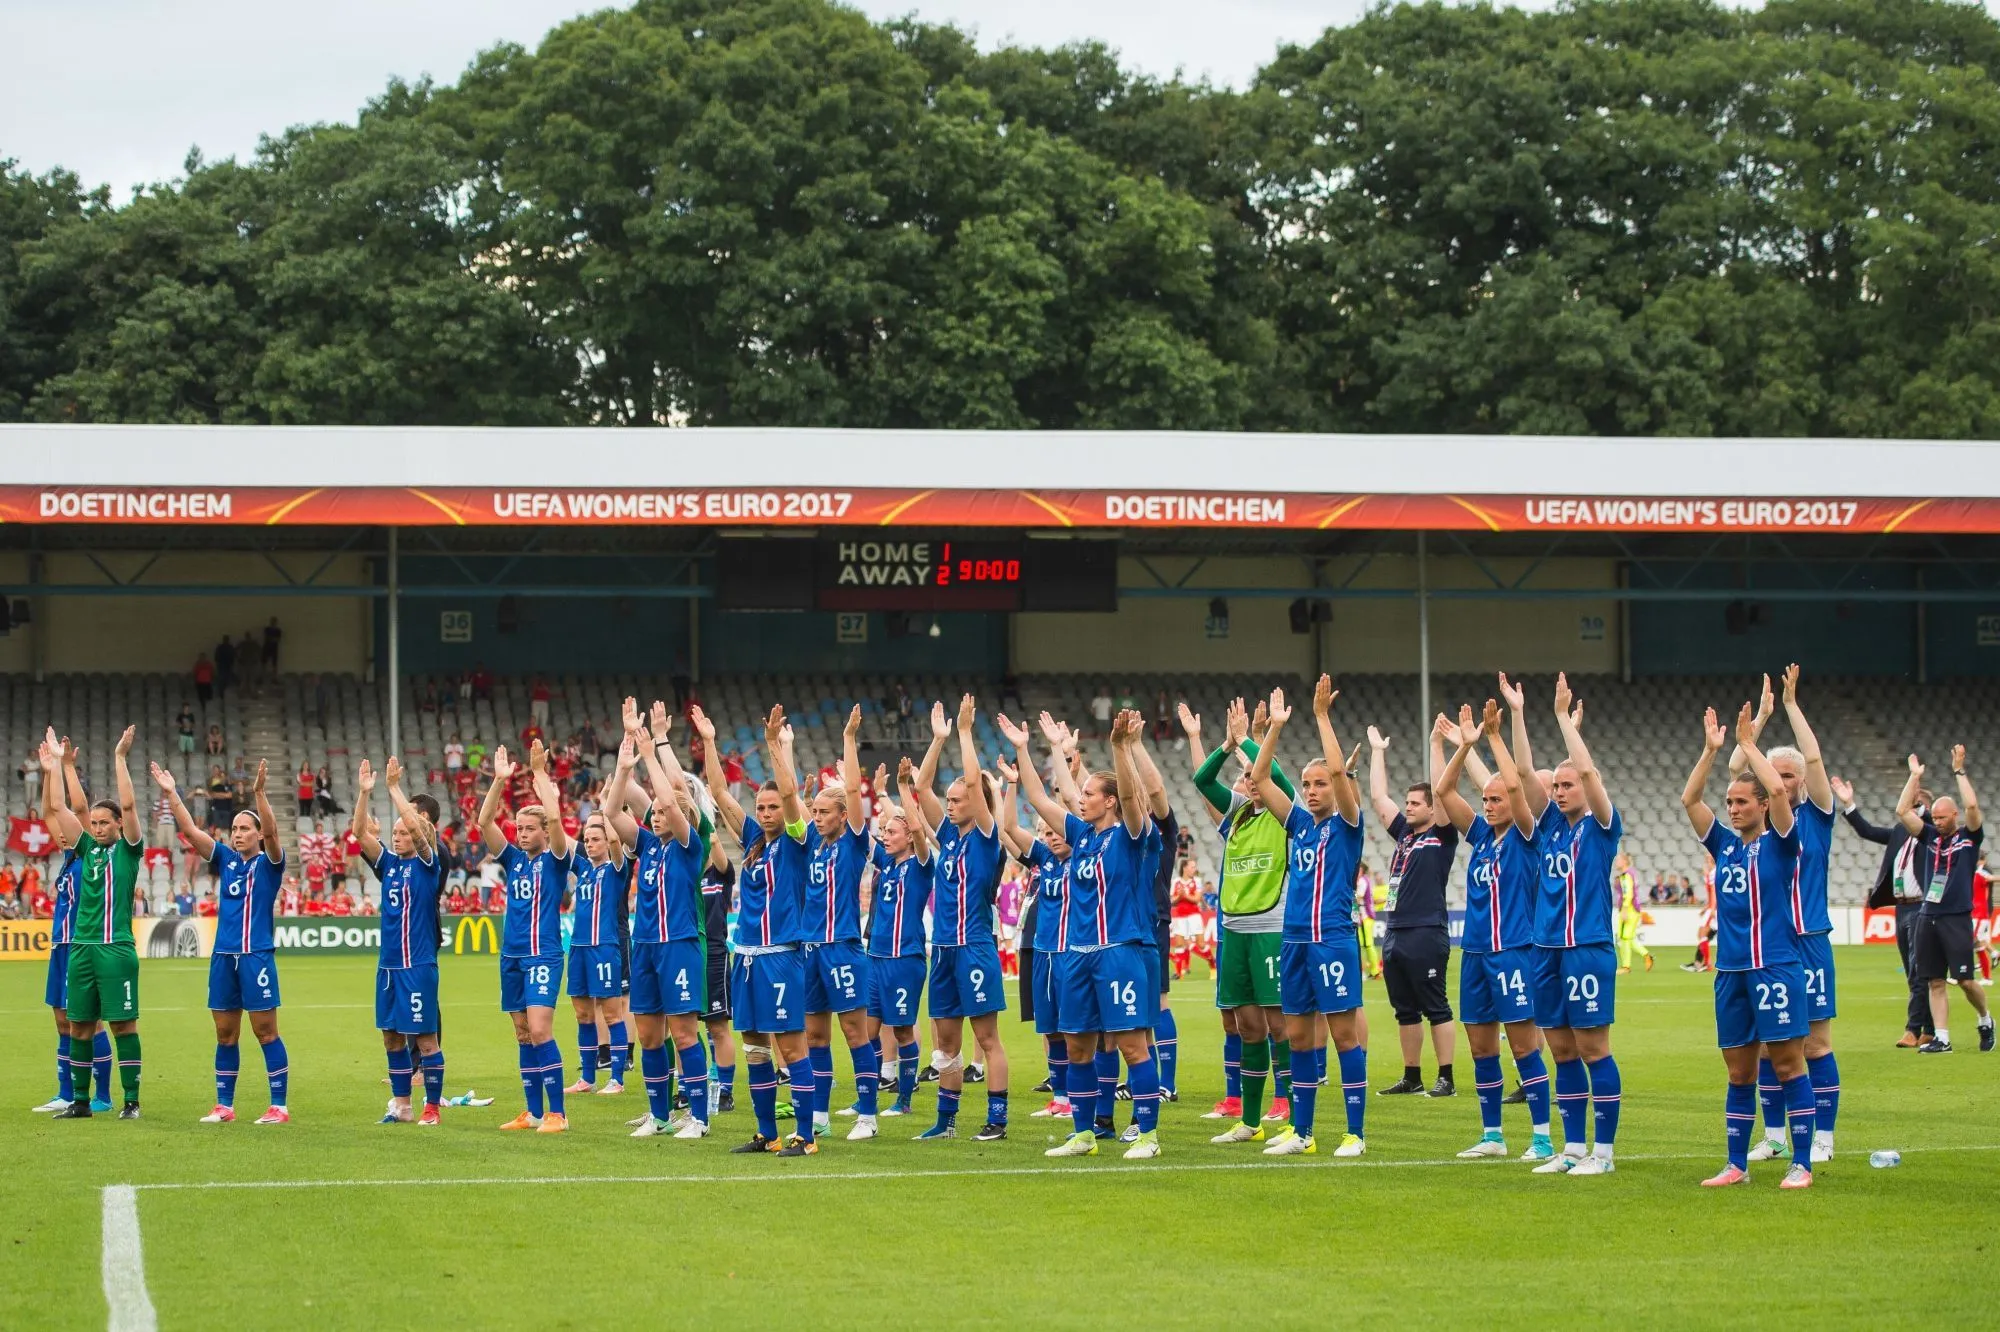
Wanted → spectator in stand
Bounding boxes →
[176,702,197,755]
[21,750,41,814]
[418,678,439,715]
[278,876,303,917]
[204,724,225,758]
[896,683,915,742]
[20,863,42,910]
[205,765,235,832]
[722,748,746,801]
[214,634,236,696]
[445,733,466,776]
[485,875,506,914]
[298,820,335,869]
[330,884,356,916]
[0,864,15,908]
[530,675,552,730]
[304,856,328,901]
[237,630,261,694]
[314,764,340,817]
[262,616,282,673]
[295,763,316,819]
[1154,689,1174,743]
[1089,684,1113,738]
[150,789,176,847]
[174,882,196,916]
[470,662,493,702]
[31,875,55,920]
[311,673,331,735]
[192,655,215,705]
[197,886,218,918]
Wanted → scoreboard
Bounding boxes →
[717,534,1116,612]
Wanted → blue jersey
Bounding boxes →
[932,820,1003,947]
[1062,813,1156,949]
[1462,816,1537,954]
[867,844,932,958]
[50,851,79,946]
[208,842,285,955]
[1532,802,1624,949]
[373,848,444,970]
[569,852,628,947]
[633,826,704,943]
[805,824,870,944]
[1786,798,1834,936]
[498,844,578,958]
[1028,841,1070,953]
[1280,805,1364,944]
[1702,820,1803,970]
[736,823,808,948]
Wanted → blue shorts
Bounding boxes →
[730,948,805,1034]
[630,939,705,1016]
[1532,943,1617,1029]
[45,942,68,1010]
[1279,937,1364,1016]
[1796,933,1837,1022]
[1033,951,1064,1036]
[1057,943,1158,1033]
[567,943,624,999]
[1458,946,1536,1026]
[207,950,280,1013]
[803,940,870,1014]
[376,964,440,1034]
[928,940,1006,1019]
[867,955,925,1024]
[1715,964,1810,1048]
[499,954,562,1011]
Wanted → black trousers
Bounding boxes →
[1895,901,1933,1036]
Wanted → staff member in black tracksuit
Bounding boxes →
[1367,725,1459,1097]
[1894,748,1996,1053]
[1832,774,1933,1046]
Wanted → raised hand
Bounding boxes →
[1457,703,1480,745]
[1953,743,1967,772]
[996,713,1029,748]
[1703,708,1726,752]
[384,756,405,787]
[618,736,639,770]
[1908,753,1925,779]
[623,695,642,735]
[1431,713,1455,743]
[1037,711,1065,747]
[994,756,1019,784]
[115,725,135,757]
[1266,688,1291,728]
[957,693,976,733]
[1497,672,1524,711]
[650,699,671,736]
[492,746,515,783]
[1480,699,1502,737]
[1732,703,1758,749]
[845,704,863,740]
[1367,725,1390,753]
[1178,701,1202,740]
[1313,674,1336,716]
[872,763,890,795]
[1753,674,1774,729]
[689,705,716,742]
[897,755,916,784]
[930,701,950,740]
[254,759,268,793]
[1781,663,1801,705]
[357,759,376,793]
[528,739,548,773]
[1252,699,1270,739]
[1829,774,1854,805]
[1225,698,1248,748]
[149,762,177,793]
[1552,672,1574,721]
[764,705,786,746]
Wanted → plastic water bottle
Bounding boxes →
[1868,1150,1901,1169]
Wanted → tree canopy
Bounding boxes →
[5,0,1998,434]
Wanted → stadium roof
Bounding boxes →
[3,425,1999,533]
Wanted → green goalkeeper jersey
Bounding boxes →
[73,835,142,946]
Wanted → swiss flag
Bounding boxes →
[7,816,55,858]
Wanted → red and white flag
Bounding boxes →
[7,816,55,858]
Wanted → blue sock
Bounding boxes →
[577,1024,599,1084]
[1554,1058,1588,1148]
[1095,1049,1119,1121]
[261,1036,289,1107]
[787,1058,816,1139]
[749,1062,779,1139]
[1586,1054,1621,1149]
[1807,1052,1839,1135]
[1316,1045,1328,1082]
[680,1041,710,1122]
[1154,1009,1179,1094]
[1288,1050,1318,1138]
[388,1048,414,1101]
[1757,1057,1783,1138]
[642,1046,673,1122]
[935,1086,960,1131]
[518,1042,544,1116]
[420,1051,444,1107]
[1223,1032,1242,1099]
[57,1037,74,1102]
[608,1020,629,1085]
[897,1041,919,1103]
[214,1042,240,1108]
[809,1044,835,1119]
[1068,1059,1097,1134]
[1046,1036,1067,1092]
[1473,1053,1504,1134]
[988,1088,1010,1127]
[1726,1082,1756,1169]
[716,1061,736,1096]
[539,1040,565,1115]
[1517,1048,1551,1132]
[852,1041,880,1117]
[1338,1045,1367,1136]
[1782,1073,1815,1168]
[94,1030,113,1103]
[1272,1037,1292,1099]
[1126,1056,1158,1133]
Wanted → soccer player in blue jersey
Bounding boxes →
[1682,704,1816,1189]
[357,758,447,1126]
[153,760,291,1125]
[801,705,878,1140]
[865,758,934,1120]
[1732,667,1844,1163]
[1505,671,1625,1176]
[480,742,578,1133]
[1239,679,1368,1159]
[910,696,1012,1142]
[1006,707,1167,1159]
[610,702,715,1140]
[997,756,1074,1122]
[694,704,819,1157]
[1433,703,1554,1161]
[32,742,112,1115]
[567,795,631,1097]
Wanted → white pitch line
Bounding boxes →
[126,1142,2000,1193]
[99,1185,158,1332]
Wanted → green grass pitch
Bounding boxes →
[4,946,1994,1329]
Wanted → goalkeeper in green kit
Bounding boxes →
[45,726,146,1120]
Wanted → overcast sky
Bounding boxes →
[7,0,1431,194]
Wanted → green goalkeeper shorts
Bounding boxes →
[1216,929,1282,1009]
[66,942,140,1024]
